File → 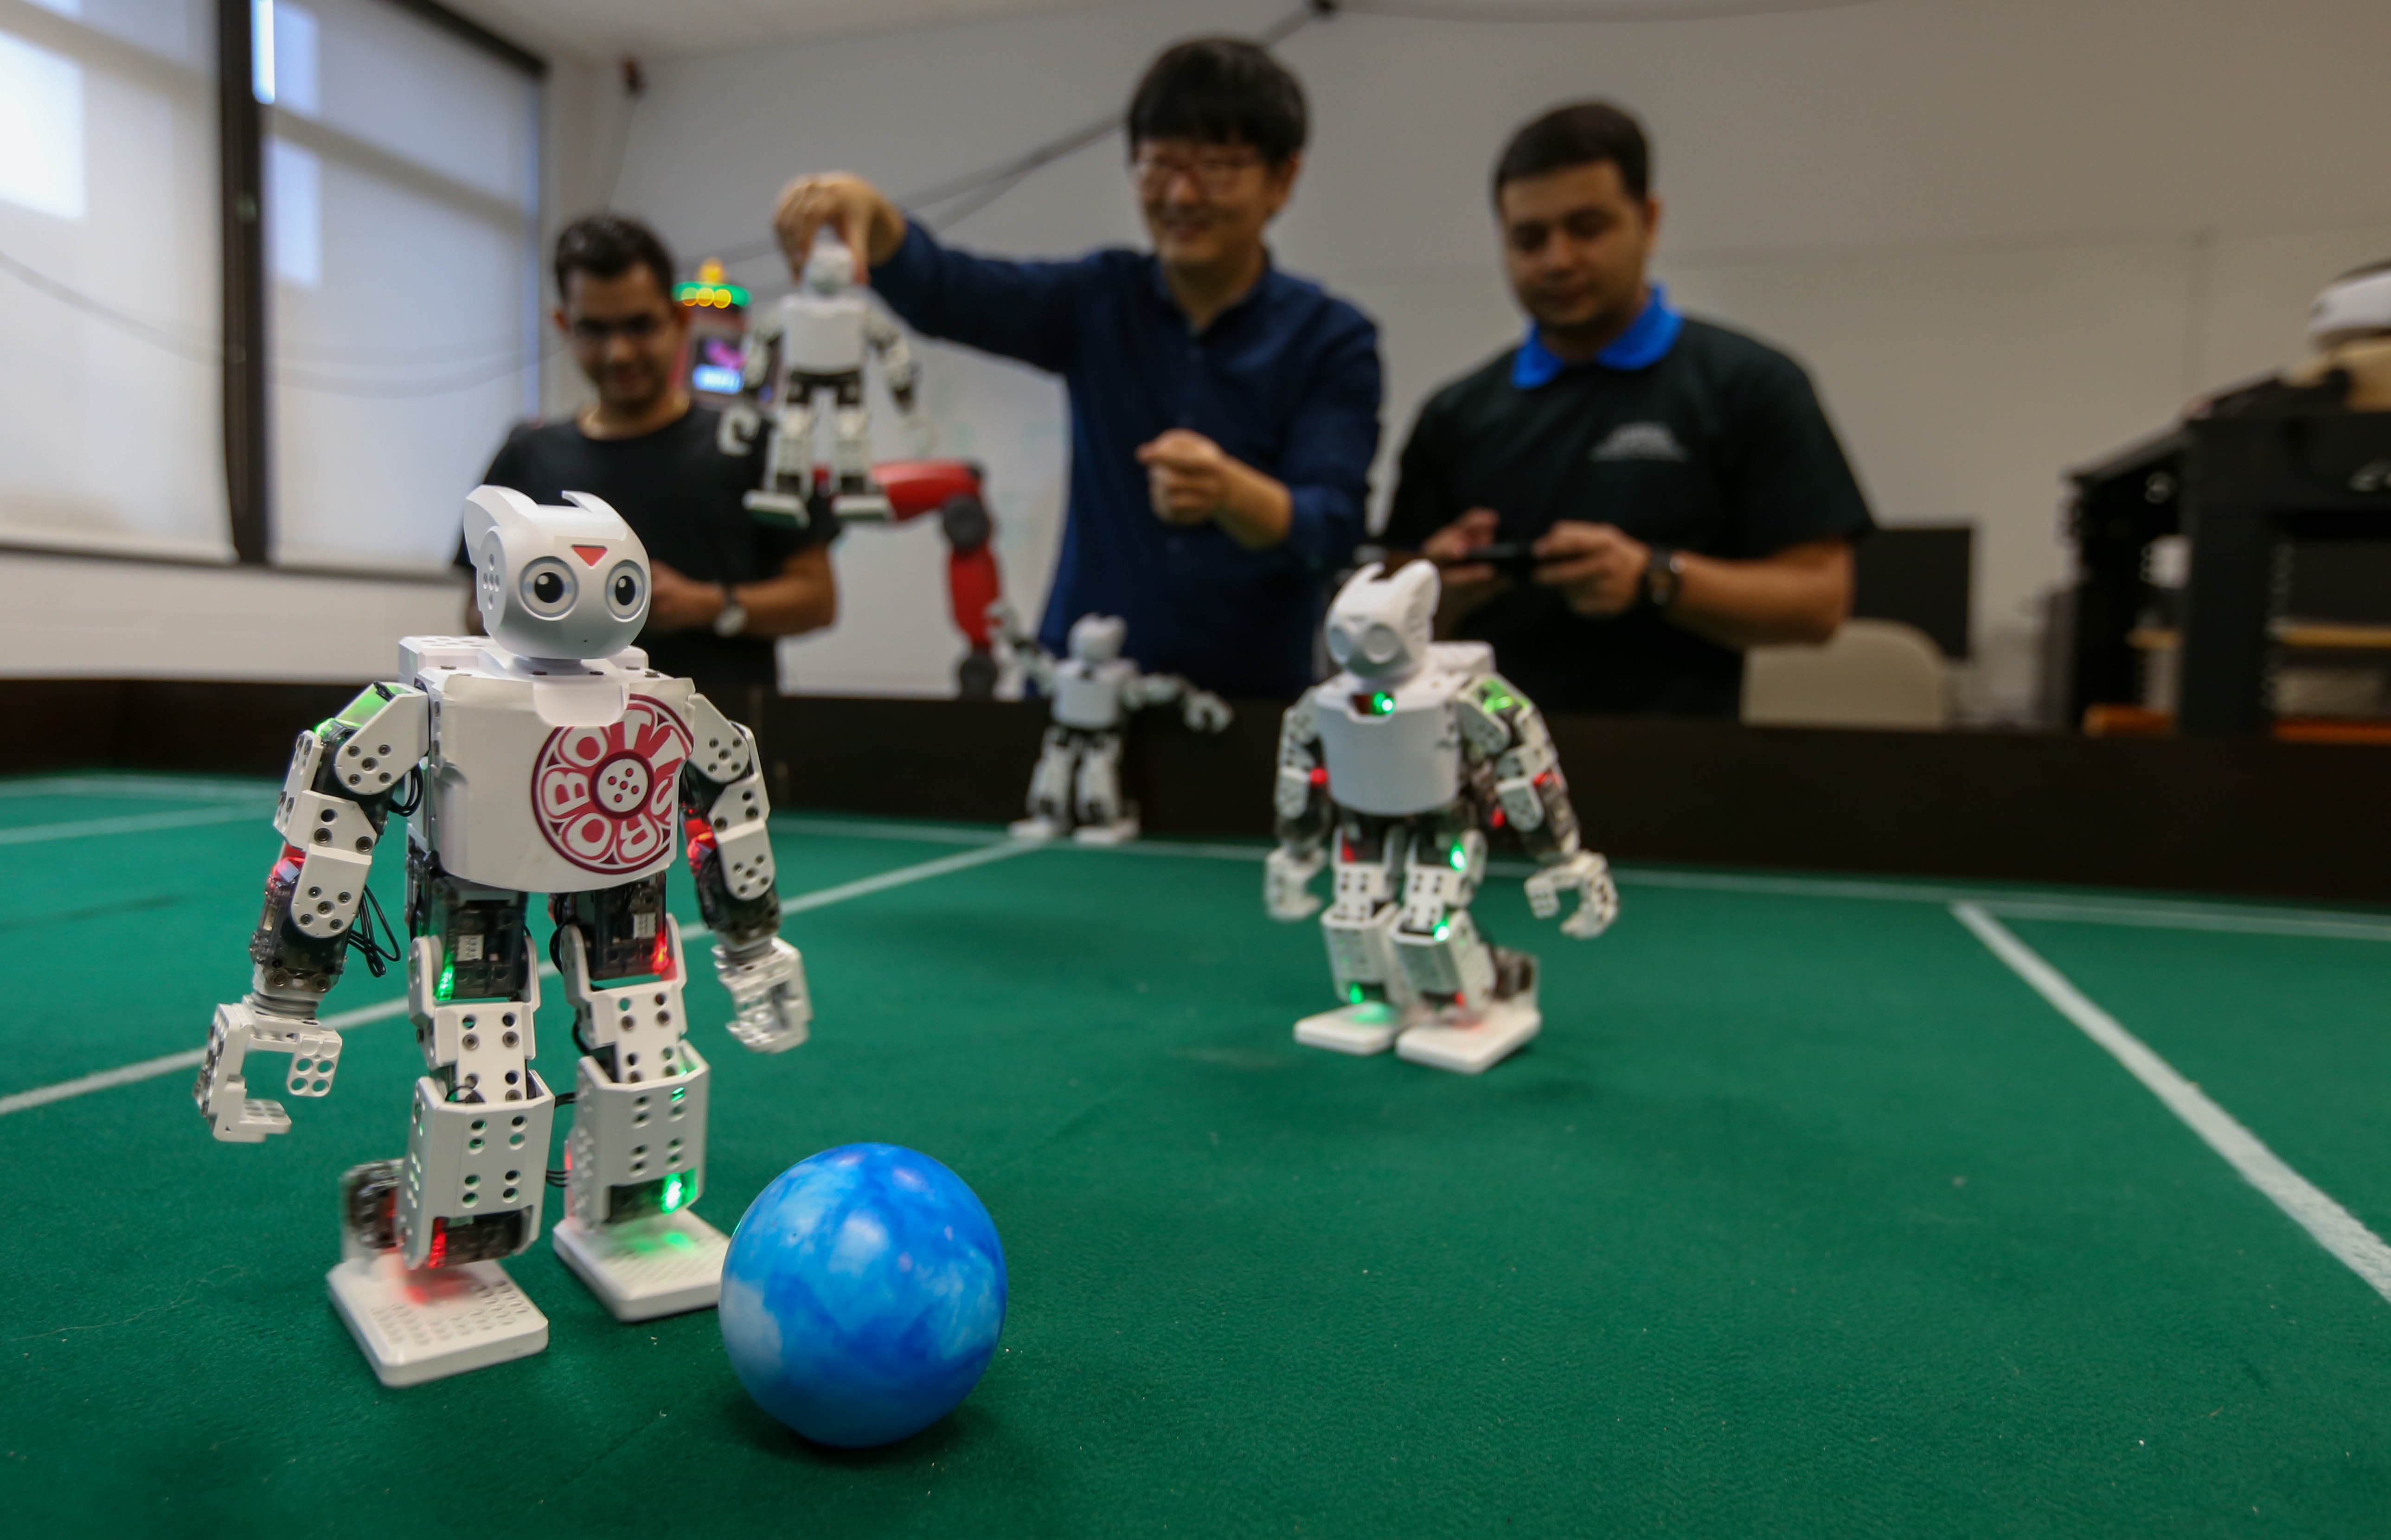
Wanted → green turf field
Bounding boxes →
[3,772,2388,1537]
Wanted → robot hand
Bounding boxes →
[1526,852,1621,940]
[1264,845,1326,922]
[193,997,346,1143]
[1182,690,1232,733]
[714,937,811,1054]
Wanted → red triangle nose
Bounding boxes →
[571,544,607,566]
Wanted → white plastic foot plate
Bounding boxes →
[1071,818,1140,846]
[1396,998,1541,1074]
[553,1211,728,1323]
[327,1253,548,1388]
[1008,816,1063,840]
[1295,1001,1404,1056]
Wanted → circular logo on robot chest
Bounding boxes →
[531,698,693,875]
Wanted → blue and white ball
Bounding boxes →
[720,1143,1007,1447]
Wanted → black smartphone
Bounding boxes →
[1432,543,1545,579]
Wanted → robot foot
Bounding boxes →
[553,1211,729,1323]
[327,1252,548,1387]
[742,489,812,528]
[1395,996,1541,1076]
[831,490,894,521]
[1294,1000,1406,1056]
[1070,815,1141,846]
[1008,815,1065,841]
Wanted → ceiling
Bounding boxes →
[436,0,1122,64]
[435,0,1878,66]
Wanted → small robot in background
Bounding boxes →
[194,485,811,1387]
[1265,560,1619,1074]
[724,236,920,522]
[989,601,1231,844]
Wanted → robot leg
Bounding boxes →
[327,851,551,1386]
[1389,821,1539,1074]
[828,374,893,520]
[1294,819,1415,1055]
[1070,728,1140,845]
[744,393,819,525]
[549,877,725,1322]
[1010,727,1077,840]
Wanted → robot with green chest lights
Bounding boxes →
[192,485,810,1385]
[1265,560,1619,1074]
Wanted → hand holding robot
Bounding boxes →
[988,600,1232,844]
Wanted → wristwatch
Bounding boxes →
[1641,546,1684,611]
[712,588,750,637]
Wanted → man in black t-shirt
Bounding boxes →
[458,215,837,690]
[1383,103,1872,717]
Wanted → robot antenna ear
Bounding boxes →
[461,484,542,554]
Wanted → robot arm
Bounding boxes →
[1125,671,1232,732]
[196,683,428,1142]
[986,601,1058,694]
[1455,673,1619,939]
[1264,692,1331,921]
[717,311,781,457]
[865,308,920,412]
[679,694,809,1053]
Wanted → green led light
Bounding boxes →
[435,960,455,1000]
[670,1086,686,1104]
[660,1173,688,1214]
[1480,681,1518,714]
[1347,983,1365,1004]
[1434,920,1451,940]
[1448,844,1468,872]
[1367,691,1394,716]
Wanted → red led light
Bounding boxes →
[426,1217,449,1270]
[1489,807,1507,829]
[650,927,674,979]
[1308,767,1327,786]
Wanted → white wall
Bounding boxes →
[596,0,2391,714]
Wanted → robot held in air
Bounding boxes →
[724,236,919,523]
[193,486,811,1387]
[989,602,1231,844]
[1265,560,1618,1074]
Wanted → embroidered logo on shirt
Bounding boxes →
[1590,422,1689,463]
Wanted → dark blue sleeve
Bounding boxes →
[868,220,1089,376]
[1273,310,1383,572]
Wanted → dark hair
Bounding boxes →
[1493,102,1651,203]
[552,213,677,302]
[1128,38,1308,164]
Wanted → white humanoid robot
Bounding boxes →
[194,486,812,1387]
[990,602,1231,844]
[1264,560,1619,1075]
[724,236,920,523]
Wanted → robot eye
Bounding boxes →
[519,558,577,618]
[606,561,645,620]
[1362,624,1402,664]
[1325,623,1354,663]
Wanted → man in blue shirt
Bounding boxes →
[773,38,1382,700]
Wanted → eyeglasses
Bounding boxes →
[567,313,667,345]
[1131,150,1264,195]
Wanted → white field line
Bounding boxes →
[1952,902,2391,1307]
[0,775,271,803]
[0,837,1042,1120]
[0,805,257,846]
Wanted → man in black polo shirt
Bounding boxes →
[1383,103,1873,717]
[460,215,838,693]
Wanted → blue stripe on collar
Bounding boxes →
[1512,284,1683,389]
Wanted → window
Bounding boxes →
[260,0,540,569]
[0,0,227,556]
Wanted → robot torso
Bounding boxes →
[403,636,694,895]
[1050,658,1133,731]
[1310,642,1494,817]
[776,293,867,377]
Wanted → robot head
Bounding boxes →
[803,237,857,296]
[1067,613,1128,665]
[1324,559,1439,684]
[2308,261,2391,350]
[462,485,650,662]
